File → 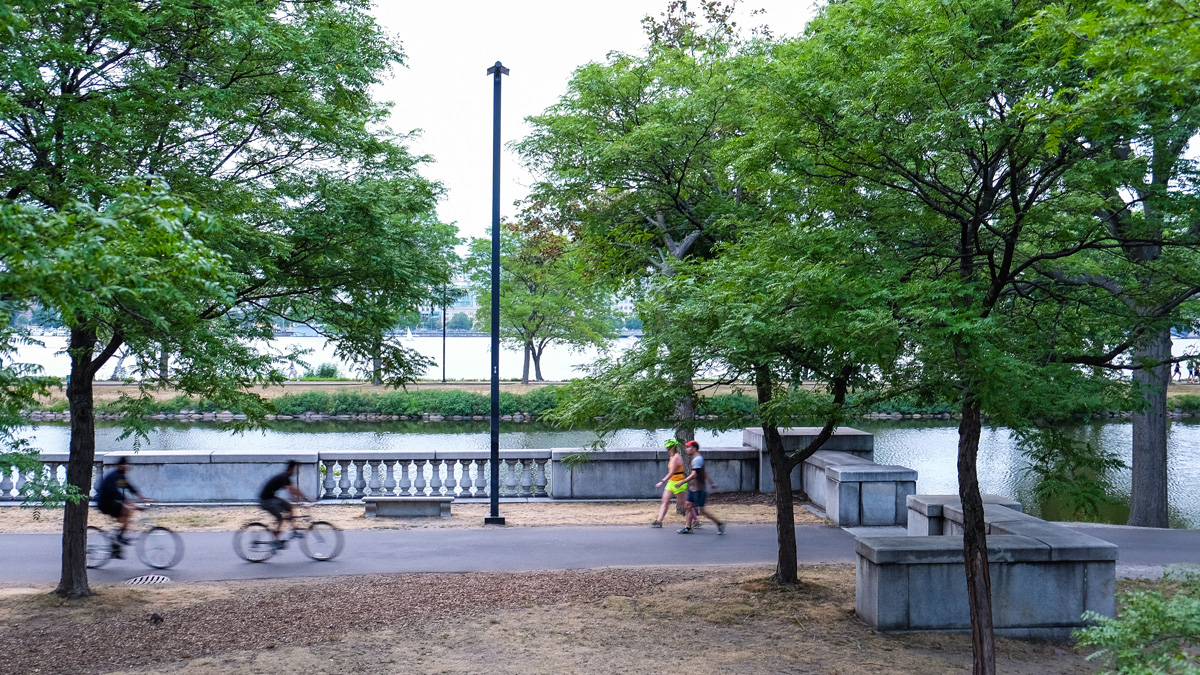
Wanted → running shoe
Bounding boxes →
[693,520,703,529]
[717,522,726,535]
[650,521,662,528]
[677,527,693,534]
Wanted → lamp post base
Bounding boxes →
[484,515,506,525]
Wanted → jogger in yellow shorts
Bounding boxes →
[651,439,689,527]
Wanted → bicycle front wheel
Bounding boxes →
[234,522,277,563]
[137,526,184,569]
[85,526,112,569]
[300,521,344,561]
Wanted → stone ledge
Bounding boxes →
[906,494,1023,518]
[856,534,1051,565]
[826,465,918,483]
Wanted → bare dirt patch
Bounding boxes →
[0,494,819,534]
[0,565,1096,675]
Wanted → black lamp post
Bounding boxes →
[485,60,508,525]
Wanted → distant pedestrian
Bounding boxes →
[288,362,297,381]
[677,440,725,535]
[1191,360,1199,384]
[1174,362,1182,382]
[651,439,688,528]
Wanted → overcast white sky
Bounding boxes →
[371,1,819,243]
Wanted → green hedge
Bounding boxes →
[269,387,561,417]
[1170,394,1200,414]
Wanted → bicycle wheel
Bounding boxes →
[136,526,184,569]
[299,521,344,561]
[85,526,113,569]
[233,522,277,563]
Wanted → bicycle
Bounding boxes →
[86,505,184,570]
[233,510,344,563]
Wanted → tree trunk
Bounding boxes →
[762,420,798,583]
[159,347,169,383]
[531,344,545,382]
[1129,327,1171,528]
[521,341,531,385]
[958,399,995,675]
[672,380,697,443]
[54,328,98,599]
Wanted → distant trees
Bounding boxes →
[468,225,615,384]
[446,313,474,332]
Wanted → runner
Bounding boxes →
[651,439,688,527]
[677,440,725,535]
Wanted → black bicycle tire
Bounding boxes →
[234,522,277,563]
[85,526,112,569]
[137,526,184,569]
[299,521,344,561]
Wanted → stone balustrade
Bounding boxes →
[5,426,901,504]
[855,494,1118,640]
[0,453,103,502]
[317,450,551,500]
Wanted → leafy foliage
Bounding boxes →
[1076,568,1200,674]
[1018,428,1126,520]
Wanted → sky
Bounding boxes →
[371,1,820,243]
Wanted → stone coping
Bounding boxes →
[319,449,554,461]
[38,451,320,464]
[803,450,874,471]
[548,447,755,461]
[906,494,1023,517]
[906,496,1119,562]
[825,464,918,482]
[856,534,1054,564]
[362,496,454,503]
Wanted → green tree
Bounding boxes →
[517,2,761,436]
[469,225,615,384]
[0,0,454,597]
[1030,0,1200,529]
[756,0,1180,670]
[446,313,473,331]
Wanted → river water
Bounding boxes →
[15,418,1200,528]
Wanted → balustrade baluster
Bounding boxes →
[322,460,337,499]
[429,459,444,496]
[443,460,458,497]
[534,458,549,497]
[337,460,352,499]
[383,460,397,496]
[14,466,28,500]
[91,462,103,499]
[352,460,367,499]
[367,460,383,497]
[504,459,519,497]
[518,459,534,497]
[398,460,413,496]
[0,466,13,501]
[414,459,428,496]
[475,460,489,498]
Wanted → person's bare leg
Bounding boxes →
[655,490,672,523]
[698,506,722,526]
[117,505,132,537]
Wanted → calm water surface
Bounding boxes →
[17,419,1200,527]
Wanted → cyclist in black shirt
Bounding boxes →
[95,457,149,550]
[259,460,311,546]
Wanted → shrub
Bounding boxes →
[1170,395,1200,414]
[305,363,339,379]
[1075,568,1200,674]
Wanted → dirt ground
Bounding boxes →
[0,494,822,534]
[0,565,1097,675]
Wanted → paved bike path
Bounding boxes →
[1,523,1196,586]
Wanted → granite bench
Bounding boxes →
[364,496,454,518]
[855,495,1118,640]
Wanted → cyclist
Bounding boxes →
[95,456,149,556]
[259,460,312,547]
